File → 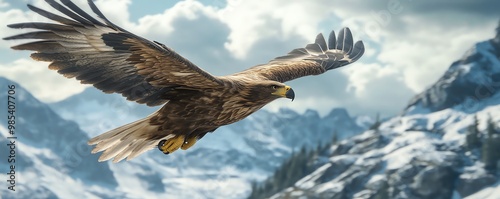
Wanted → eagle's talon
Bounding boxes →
[158,139,166,148]
[181,136,198,150]
[158,140,170,154]
[158,135,185,154]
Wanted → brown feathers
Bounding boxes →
[5,0,223,106]
[235,28,365,82]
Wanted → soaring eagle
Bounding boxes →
[4,0,364,163]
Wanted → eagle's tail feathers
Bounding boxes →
[127,140,161,161]
[88,116,148,152]
[88,112,163,163]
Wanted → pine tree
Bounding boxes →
[494,20,500,55]
[481,116,500,172]
[248,181,259,199]
[466,115,481,150]
[492,135,500,173]
[369,113,381,130]
[496,20,500,38]
[482,136,493,171]
[487,117,496,136]
[331,130,338,144]
[248,145,318,199]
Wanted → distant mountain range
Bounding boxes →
[0,78,118,199]
[0,76,368,198]
[269,24,500,199]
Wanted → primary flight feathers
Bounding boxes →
[4,0,364,163]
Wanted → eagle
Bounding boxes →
[4,0,364,163]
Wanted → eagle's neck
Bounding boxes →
[215,81,276,125]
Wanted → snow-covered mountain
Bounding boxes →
[0,78,118,199]
[0,76,367,199]
[270,26,500,199]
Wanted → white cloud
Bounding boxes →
[129,0,219,41]
[94,0,132,25]
[375,16,497,93]
[342,63,413,115]
[0,0,90,102]
[219,0,339,59]
[327,0,499,94]
[0,58,87,102]
[0,6,31,50]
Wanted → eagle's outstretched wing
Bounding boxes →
[235,28,364,82]
[4,0,223,106]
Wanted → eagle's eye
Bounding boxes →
[271,85,278,90]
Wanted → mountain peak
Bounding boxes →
[276,107,301,118]
[404,36,500,115]
[326,108,349,118]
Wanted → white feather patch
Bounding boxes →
[171,72,194,77]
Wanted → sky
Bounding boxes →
[0,0,499,117]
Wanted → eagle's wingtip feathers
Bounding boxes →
[314,33,327,51]
[335,27,354,53]
[327,27,365,63]
[350,40,365,61]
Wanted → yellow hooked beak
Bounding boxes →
[272,86,295,101]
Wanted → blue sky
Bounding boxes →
[0,0,499,117]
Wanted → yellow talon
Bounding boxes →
[158,135,185,154]
[181,136,198,150]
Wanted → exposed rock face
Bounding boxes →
[457,171,497,197]
[410,165,457,198]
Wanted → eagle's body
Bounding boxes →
[4,0,364,163]
[148,80,268,138]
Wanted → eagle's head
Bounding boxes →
[246,81,295,103]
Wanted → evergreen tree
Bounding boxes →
[248,145,317,199]
[495,20,500,55]
[481,116,500,172]
[248,181,260,199]
[316,141,323,153]
[487,116,496,137]
[331,130,338,144]
[482,136,495,172]
[315,131,338,156]
[369,113,381,130]
[496,20,500,38]
[466,115,481,150]
[491,131,500,173]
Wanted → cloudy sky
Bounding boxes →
[0,0,499,117]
